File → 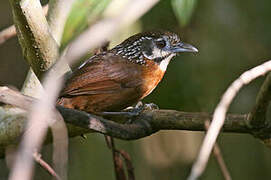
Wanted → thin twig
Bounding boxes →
[0,25,16,45]
[105,136,135,180]
[117,150,135,180]
[105,136,127,180]
[0,86,34,111]
[33,152,61,180]
[0,5,48,46]
[204,121,231,180]
[188,60,271,180]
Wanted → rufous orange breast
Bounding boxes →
[140,58,165,99]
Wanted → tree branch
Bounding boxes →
[0,5,48,46]
[58,107,250,139]
[0,86,252,159]
[4,4,49,98]
[9,0,58,79]
[249,72,271,130]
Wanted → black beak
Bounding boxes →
[170,42,198,53]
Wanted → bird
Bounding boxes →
[57,31,198,115]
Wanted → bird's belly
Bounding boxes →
[58,88,142,114]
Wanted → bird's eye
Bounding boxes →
[155,39,166,49]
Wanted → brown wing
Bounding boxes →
[60,53,143,98]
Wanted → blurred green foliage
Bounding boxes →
[61,0,111,50]
[171,0,197,27]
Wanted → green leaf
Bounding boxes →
[171,0,197,27]
[61,0,111,50]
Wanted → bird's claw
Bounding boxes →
[124,102,159,114]
[143,103,159,110]
[101,102,159,123]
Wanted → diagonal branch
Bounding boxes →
[188,60,271,180]
[9,0,58,79]
[249,72,271,129]
[0,5,49,46]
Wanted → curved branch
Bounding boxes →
[188,60,271,180]
[59,107,249,140]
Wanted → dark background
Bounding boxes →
[1,0,271,179]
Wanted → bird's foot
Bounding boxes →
[101,102,159,123]
[142,102,159,110]
[128,101,159,111]
[102,102,159,117]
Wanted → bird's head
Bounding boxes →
[113,31,198,71]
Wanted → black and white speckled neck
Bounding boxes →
[112,36,154,65]
[111,31,182,65]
